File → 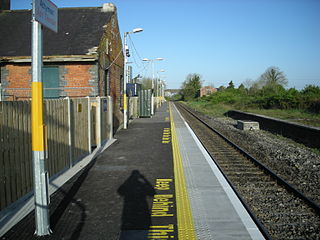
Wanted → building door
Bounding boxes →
[42,66,59,98]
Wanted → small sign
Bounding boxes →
[34,0,58,33]
[77,104,82,113]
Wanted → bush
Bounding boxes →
[301,85,320,96]
[186,82,320,115]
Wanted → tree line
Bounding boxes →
[177,67,320,114]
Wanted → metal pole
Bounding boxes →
[151,60,154,115]
[151,60,154,89]
[123,33,128,129]
[0,83,2,101]
[31,0,51,235]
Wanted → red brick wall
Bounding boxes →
[97,13,124,132]
[63,63,94,97]
[3,64,31,100]
[1,62,97,100]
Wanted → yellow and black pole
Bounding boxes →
[31,0,51,235]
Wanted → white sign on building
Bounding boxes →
[34,0,58,32]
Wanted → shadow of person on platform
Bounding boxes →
[117,170,155,240]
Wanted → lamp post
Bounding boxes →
[156,69,165,97]
[142,58,164,114]
[162,80,167,99]
[123,28,143,129]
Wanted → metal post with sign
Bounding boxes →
[31,0,57,236]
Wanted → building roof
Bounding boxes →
[0,7,113,57]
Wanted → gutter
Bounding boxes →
[0,55,98,63]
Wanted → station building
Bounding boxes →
[0,1,124,130]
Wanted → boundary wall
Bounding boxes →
[227,110,320,149]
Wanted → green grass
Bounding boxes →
[243,108,320,127]
[185,101,232,117]
[184,101,320,127]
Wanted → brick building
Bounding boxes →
[200,86,217,97]
[0,2,124,129]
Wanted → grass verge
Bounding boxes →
[184,101,320,127]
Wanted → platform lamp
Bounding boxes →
[123,28,143,129]
[157,69,165,97]
[142,58,164,114]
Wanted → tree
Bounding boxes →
[227,80,235,89]
[180,73,202,101]
[248,81,262,95]
[218,85,226,91]
[139,77,153,90]
[259,66,288,87]
[301,85,320,96]
[243,78,254,89]
[238,84,246,93]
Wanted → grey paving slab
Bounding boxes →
[171,104,265,240]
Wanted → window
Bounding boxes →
[42,66,59,98]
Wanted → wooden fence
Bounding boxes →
[0,97,113,211]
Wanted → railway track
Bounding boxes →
[174,102,320,240]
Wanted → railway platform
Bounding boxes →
[1,102,264,240]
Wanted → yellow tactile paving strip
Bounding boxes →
[169,103,197,240]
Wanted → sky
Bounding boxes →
[11,0,320,90]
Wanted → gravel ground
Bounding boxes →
[194,111,320,206]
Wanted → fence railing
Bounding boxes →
[0,96,113,211]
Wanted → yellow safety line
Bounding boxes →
[169,103,196,240]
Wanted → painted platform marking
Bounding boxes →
[162,128,171,144]
[148,225,175,239]
[169,103,196,240]
[149,179,175,239]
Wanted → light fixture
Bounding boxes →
[132,28,143,33]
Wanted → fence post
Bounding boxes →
[96,97,102,148]
[151,93,154,115]
[87,97,92,154]
[0,83,2,101]
[107,96,113,140]
[66,97,73,167]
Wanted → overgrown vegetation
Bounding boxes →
[139,77,153,90]
[197,84,320,114]
[180,73,202,101]
[176,67,320,126]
